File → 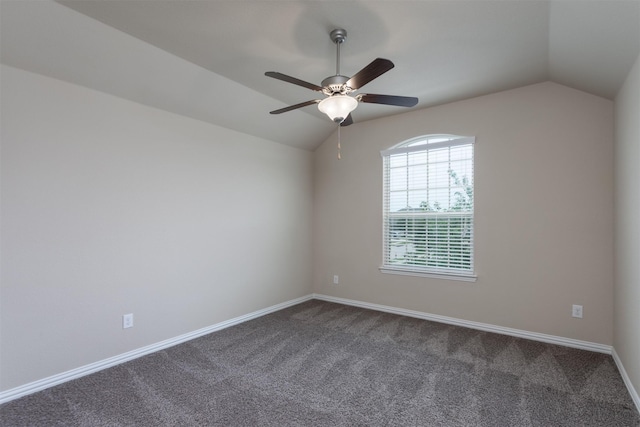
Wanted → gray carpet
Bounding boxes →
[1,299,639,426]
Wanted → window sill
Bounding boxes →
[379,267,477,282]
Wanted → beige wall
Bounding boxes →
[314,81,614,345]
[0,65,313,391]
[614,54,640,400]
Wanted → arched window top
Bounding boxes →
[398,134,468,148]
[381,134,474,157]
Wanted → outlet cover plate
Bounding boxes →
[123,313,134,329]
[572,305,583,318]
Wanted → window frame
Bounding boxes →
[380,134,477,282]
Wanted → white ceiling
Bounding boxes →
[2,1,639,150]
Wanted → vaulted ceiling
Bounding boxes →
[2,1,638,150]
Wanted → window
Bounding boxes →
[381,134,475,281]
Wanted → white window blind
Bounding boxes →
[381,135,475,280]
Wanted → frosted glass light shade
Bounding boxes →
[318,95,358,123]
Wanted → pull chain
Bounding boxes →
[337,123,341,160]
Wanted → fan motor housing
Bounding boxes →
[321,75,351,95]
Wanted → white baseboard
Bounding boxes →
[612,348,640,413]
[312,293,612,354]
[0,294,314,405]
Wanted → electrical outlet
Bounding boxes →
[572,305,583,319]
[123,313,134,329]
[333,275,339,285]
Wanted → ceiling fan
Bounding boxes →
[265,29,418,126]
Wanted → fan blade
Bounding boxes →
[346,58,394,90]
[340,113,354,127]
[359,93,418,107]
[265,72,323,92]
[269,99,320,115]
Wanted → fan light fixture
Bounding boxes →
[318,95,358,123]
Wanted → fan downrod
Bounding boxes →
[322,29,350,94]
